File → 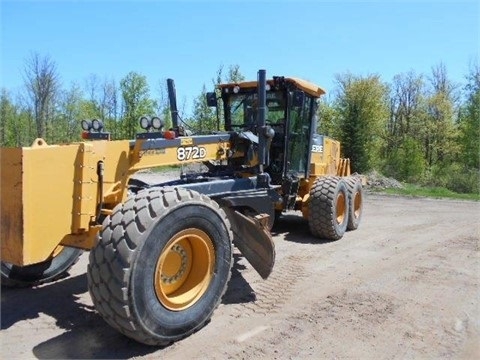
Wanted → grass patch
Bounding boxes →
[382,183,480,201]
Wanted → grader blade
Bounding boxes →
[224,208,275,279]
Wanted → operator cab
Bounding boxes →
[209,77,325,186]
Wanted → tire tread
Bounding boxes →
[88,187,232,346]
[308,176,349,240]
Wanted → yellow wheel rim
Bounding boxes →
[353,191,362,218]
[336,192,346,224]
[154,228,215,311]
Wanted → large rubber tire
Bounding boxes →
[1,246,82,288]
[308,176,349,240]
[345,176,364,231]
[87,187,233,346]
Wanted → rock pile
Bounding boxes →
[364,170,404,190]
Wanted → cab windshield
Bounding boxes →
[223,88,315,177]
[225,90,285,129]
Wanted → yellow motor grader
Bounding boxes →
[0,70,363,345]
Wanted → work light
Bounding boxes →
[92,119,103,131]
[139,116,151,129]
[151,116,164,130]
[81,120,92,131]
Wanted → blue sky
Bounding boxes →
[1,0,478,114]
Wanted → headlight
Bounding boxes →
[151,116,164,130]
[92,119,103,131]
[139,116,151,129]
[81,120,91,131]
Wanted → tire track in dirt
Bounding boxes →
[225,253,313,317]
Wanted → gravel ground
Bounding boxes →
[1,186,479,359]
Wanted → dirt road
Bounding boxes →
[1,194,479,359]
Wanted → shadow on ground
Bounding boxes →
[273,212,334,244]
[1,273,158,358]
[2,252,257,359]
[222,253,256,305]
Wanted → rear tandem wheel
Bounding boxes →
[308,176,350,240]
[345,176,364,231]
[87,187,233,346]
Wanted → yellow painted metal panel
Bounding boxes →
[88,140,131,206]
[1,143,98,265]
[21,144,91,264]
[129,140,231,172]
[0,148,24,264]
[310,136,342,177]
[71,142,97,233]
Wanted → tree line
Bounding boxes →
[0,53,244,146]
[318,62,479,194]
[1,53,478,194]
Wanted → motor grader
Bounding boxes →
[0,70,363,346]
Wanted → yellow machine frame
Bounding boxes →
[1,136,232,265]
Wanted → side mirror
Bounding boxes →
[206,92,217,107]
[292,90,305,108]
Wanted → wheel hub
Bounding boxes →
[161,244,188,285]
[154,228,215,311]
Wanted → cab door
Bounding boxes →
[285,94,314,177]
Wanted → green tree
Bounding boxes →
[387,71,426,149]
[99,77,121,139]
[384,71,428,180]
[0,89,37,146]
[384,136,426,182]
[55,83,85,143]
[458,62,480,169]
[333,73,389,173]
[0,89,16,146]
[423,63,459,166]
[190,84,216,133]
[83,75,121,138]
[120,72,156,139]
[186,64,246,133]
[204,64,245,131]
[316,97,339,137]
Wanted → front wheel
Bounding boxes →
[1,246,82,288]
[87,187,233,346]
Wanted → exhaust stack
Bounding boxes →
[257,69,267,172]
[167,78,179,128]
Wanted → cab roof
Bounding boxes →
[218,77,326,98]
